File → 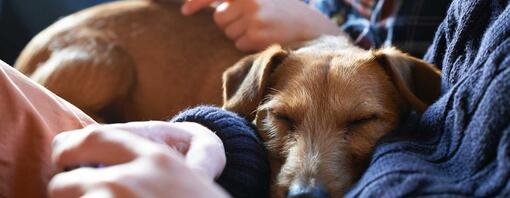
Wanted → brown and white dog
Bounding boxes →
[222,36,441,198]
[15,0,244,122]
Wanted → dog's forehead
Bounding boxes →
[286,48,380,82]
[294,47,373,68]
[268,49,394,116]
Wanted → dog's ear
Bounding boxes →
[374,47,441,113]
[222,45,288,120]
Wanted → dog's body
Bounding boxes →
[15,0,244,122]
[222,36,441,197]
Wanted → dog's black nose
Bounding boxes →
[286,184,330,198]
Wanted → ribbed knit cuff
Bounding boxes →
[170,106,270,198]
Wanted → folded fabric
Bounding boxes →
[346,0,510,196]
[0,60,95,197]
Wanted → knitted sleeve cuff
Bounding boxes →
[169,105,270,198]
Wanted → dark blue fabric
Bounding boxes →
[170,106,270,198]
[346,0,510,197]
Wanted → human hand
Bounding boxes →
[48,121,229,198]
[182,0,342,52]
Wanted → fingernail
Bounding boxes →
[216,2,228,12]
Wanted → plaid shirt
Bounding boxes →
[307,0,452,57]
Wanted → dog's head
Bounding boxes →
[222,37,441,198]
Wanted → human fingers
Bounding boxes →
[235,30,270,52]
[181,0,220,15]
[171,122,226,179]
[106,121,193,153]
[224,17,248,40]
[51,126,162,173]
[213,1,243,29]
[49,161,153,198]
[49,140,229,198]
[80,189,116,198]
[48,167,95,198]
[53,121,225,180]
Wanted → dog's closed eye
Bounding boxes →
[346,114,379,130]
[269,109,298,132]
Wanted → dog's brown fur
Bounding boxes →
[222,36,441,197]
[15,0,244,122]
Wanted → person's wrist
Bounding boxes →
[300,11,342,41]
[175,122,227,180]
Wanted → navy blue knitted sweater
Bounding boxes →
[171,0,510,197]
[347,0,510,197]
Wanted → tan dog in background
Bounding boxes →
[15,0,243,122]
[222,36,441,197]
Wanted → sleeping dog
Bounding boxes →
[222,36,441,197]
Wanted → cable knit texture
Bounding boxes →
[170,106,270,198]
[346,0,510,197]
